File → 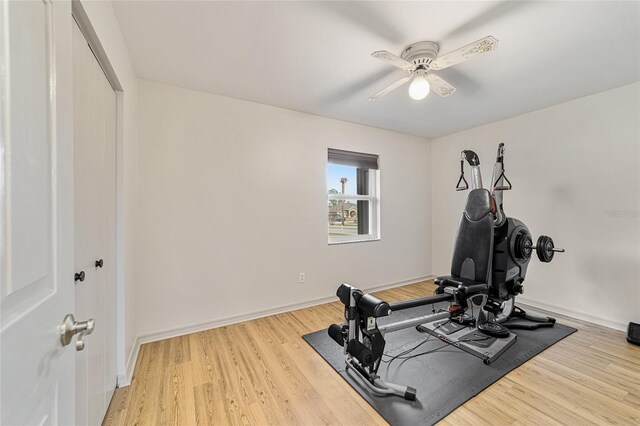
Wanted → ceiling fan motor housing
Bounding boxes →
[401,41,439,69]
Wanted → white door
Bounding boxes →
[0,0,76,424]
[72,21,118,425]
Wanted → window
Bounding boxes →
[327,148,380,244]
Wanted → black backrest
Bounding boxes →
[451,189,494,284]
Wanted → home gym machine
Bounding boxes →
[327,143,564,400]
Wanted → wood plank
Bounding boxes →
[102,386,130,426]
[528,356,629,401]
[157,362,198,426]
[122,340,170,425]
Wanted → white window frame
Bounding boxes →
[328,168,380,245]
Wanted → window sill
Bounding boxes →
[328,237,380,246]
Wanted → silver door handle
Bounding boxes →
[60,314,95,351]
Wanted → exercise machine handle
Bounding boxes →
[464,284,490,295]
[456,154,469,191]
[492,169,512,191]
[456,174,469,191]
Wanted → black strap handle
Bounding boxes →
[492,169,512,191]
[456,159,469,191]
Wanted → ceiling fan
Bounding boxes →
[368,36,498,101]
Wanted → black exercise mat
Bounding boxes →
[303,303,576,426]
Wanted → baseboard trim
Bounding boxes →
[430,270,628,332]
[117,335,142,387]
[118,275,434,387]
[517,296,627,332]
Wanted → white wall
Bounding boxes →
[431,83,640,330]
[80,1,138,383]
[135,79,431,338]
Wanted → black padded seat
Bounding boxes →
[436,189,494,287]
[434,275,486,288]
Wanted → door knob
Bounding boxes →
[95,259,103,268]
[74,271,85,282]
[60,314,95,351]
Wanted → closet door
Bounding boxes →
[73,20,99,426]
[72,21,117,425]
[103,64,118,411]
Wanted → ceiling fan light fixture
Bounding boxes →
[369,36,497,102]
[408,74,430,100]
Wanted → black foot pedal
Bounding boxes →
[404,387,417,401]
[478,322,510,338]
[453,313,476,326]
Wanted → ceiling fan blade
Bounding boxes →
[427,74,457,97]
[371,50,415,71]
[367,76,412,101]
[430,36,498,70]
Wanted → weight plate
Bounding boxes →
[536,235,555,263]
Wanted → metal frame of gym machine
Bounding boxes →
[327,143,564,400]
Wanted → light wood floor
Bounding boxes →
[104,280,640,425]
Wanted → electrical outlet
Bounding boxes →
[299,272,305,284]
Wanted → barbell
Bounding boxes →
[515,234,565,263]
[533,235,565,262]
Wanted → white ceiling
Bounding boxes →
[113,1,640,138]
